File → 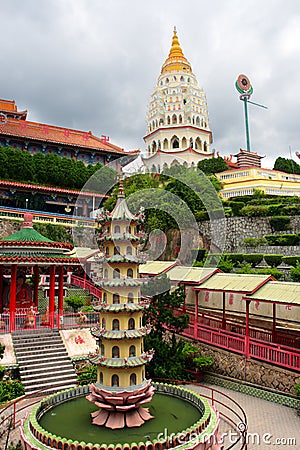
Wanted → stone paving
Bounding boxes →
[2,384,299,449]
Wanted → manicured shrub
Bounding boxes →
[265,234,300,246]
[225,253,245,266]
[217,257,234,273]
[243,237,267,247]
[240,205,269,217]
[228,201,245,216]
[264,254,283,267]
[290,262,300,282]
[282,205,300,215]
[195,210,209,221]
[191,248,206,262]
[282,256,300,267]
[266,204,283,216]
[269,216,291,231]
[255,268,283,280]
[243,254,264,267]
[295,383,300,397]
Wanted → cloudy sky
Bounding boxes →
[1,0,300,168]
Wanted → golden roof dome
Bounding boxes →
[161,27,192,75]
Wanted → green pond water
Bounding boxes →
[39,393,201,445]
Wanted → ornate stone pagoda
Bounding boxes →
[86,180,155,429]
[142,27,213,172]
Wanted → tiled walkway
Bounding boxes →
[3,384,300,449]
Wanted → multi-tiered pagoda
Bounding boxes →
[86,180,154,429]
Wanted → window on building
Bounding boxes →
[101,318,106,329]
[113,268,120,279]
[128,292,134,303]
[128,318,135,330]
[112,374,119,387]
[129,345,136,357]
[112,319,120,330]
[100,372,103,384]
[127,268,133,278]
[112,346,120,358]
[130,373,137,385]
[113,294,120,304]
[114,225,120,233]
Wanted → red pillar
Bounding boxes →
[49,266,56,328]
[194,290,199,339]
[33,266,39,307]
[10,265,17,332]
[222,292,227,329]
[272,303,277,343]
[245,300,250,359]
[0,266,3,312]
[183,285,186,313]
[83,265,87,289]
[58,266,64,319]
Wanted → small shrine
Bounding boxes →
[0,212,80,330]
[86,179,155,429]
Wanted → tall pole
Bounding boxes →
[243,97,251,152]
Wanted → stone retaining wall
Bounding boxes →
[186,338,300,396]
[198,215,300,252]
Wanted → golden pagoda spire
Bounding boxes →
[161,27,192,74]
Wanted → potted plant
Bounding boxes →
[182,343,214,382]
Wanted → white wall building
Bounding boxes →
[142,27,214,173]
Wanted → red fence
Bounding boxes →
[70,274,102,300]
[181,321,300,372]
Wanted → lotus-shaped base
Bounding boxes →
[86,379,155,429]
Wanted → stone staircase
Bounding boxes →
[12,329,78,395]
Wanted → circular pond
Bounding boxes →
[22,383,220,450]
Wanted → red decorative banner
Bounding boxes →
[42,125,49,135]
[19,121,27,130]
[254,300,260,310]
[64,129,70,137]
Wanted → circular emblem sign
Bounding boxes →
[235,74,253,96]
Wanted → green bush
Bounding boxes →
[243,254,264,267]
[225,253,245,266]
[217,257,234,273]
[282,256,300,267]
[77,365,97,384]
[269,216,291,231]
[243,237,268,247]
[191,248,206,262]
[205,254,222,266]
[255,268,283,280]
[228,201,245,216]
[195,210,209,221]
[290,262,300,282]
[192,356,214,371]
[64,295,85,312]
[240,205,269,217]
[265,234,300,246]
[295,383,300,397]
[282,205,300,215]
[266,204,283,216]
[0,381,25,404]
[264,254,283,267]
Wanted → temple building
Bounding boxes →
[142,27,214,172]
[86,180,155,429]
[0,99,139,166]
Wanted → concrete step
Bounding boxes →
[21,368,75,381]
[19,355,72,371]
[19,359,73,376]
[23,373,78,388]
[15,347,68,358]
[24,378,78,394]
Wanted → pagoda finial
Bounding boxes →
[22,213,34,229]
[161,27,192,74]
[117,174,125,200]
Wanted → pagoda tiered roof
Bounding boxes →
[97,232,146,243]
[0,213,79,265]
[97,278,146,288]
[90,325,152,340]
[89,350,154,368]
[92,302,148,313]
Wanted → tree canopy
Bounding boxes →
[273,157,300,174]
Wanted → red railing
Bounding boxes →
[176,308,300,349]
[181,321,300,371]
[70,274,102,299]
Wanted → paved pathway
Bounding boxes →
[2,385,300,449]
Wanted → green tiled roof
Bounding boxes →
[93,303,145,312]
[196,273,272,294]
[245,281,300,305]
[89,354,148,367]
[90,327,150,339]
[3,227,53,243]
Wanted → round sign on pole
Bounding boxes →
[235,74,253,97]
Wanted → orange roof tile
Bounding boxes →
[0,117,127,154]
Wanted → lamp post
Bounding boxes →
[25,198,29,210]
